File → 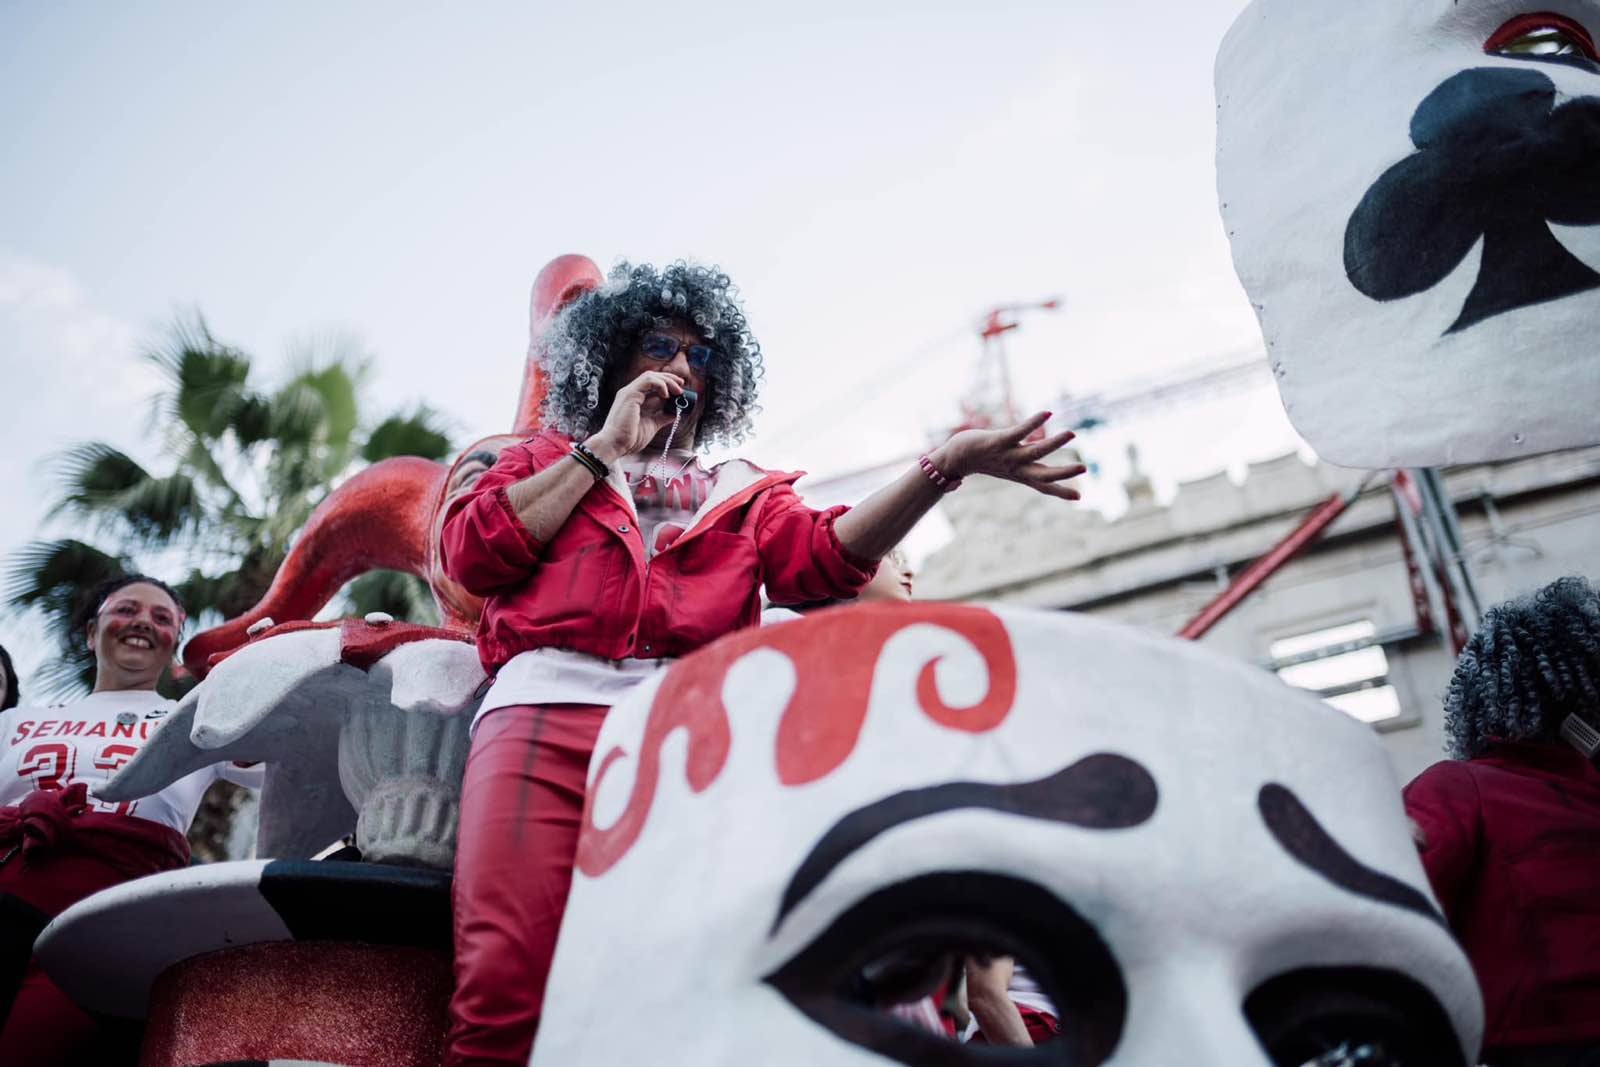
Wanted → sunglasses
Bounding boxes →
[639,332,719,371]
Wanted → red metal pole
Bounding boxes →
[1177,477,1372,641]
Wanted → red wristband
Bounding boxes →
[918,454,963,493]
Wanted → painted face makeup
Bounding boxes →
[96,588,183,655]
[532,605,1482,1066]
[1217,2,1600,468]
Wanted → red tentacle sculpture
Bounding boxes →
[515,254,605,435]
[182,254,607,677]
[182,457,446,676]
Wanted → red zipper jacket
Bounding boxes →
[440,431,877,672]
[1403,741,1600,1052]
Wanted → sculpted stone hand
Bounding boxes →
[933,412,1084,500]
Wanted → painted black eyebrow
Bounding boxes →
[1258,783,1445,926]
[772,753,1158,934]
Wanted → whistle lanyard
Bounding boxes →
[647,405,697,484]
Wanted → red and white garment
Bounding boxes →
[1005,963,1056,1021]
[618,450,713,557]
[473,451,714,730]
[0,690,262,835]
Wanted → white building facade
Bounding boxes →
[917,446,1600,785]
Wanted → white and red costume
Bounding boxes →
[438,428,874,1067]
[0,690,260,1060]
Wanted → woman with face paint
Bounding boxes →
[0,575,263,1064]
[439,260,1086,1066]
[1404,576,1600,1065]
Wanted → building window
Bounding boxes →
[1268,620,1403,725]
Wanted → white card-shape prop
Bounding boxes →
[1217,4,1600,468]
[532,605,1482,1066]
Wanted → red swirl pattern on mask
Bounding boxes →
[576,604,1017,878]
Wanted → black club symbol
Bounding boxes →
[1344,66,1600,334]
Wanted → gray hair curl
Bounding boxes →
[536,260,764,448]
[1444,575,1600,758]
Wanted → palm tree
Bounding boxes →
[3,315,454,700]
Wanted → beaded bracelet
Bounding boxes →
[570,441,610,481]
[918,454,963,493]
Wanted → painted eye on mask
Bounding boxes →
[1246,967,1467,1067]
[1485,13,1599,63]
[763,872,1126,1066]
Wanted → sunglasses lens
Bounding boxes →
[687,345,717,369]
[640,333,677,360]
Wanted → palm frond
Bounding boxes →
[146,315,255,443]
[48,444,211,545]
[108,472,208,542]
[175,436,245,510]
[3,539,129,616]
[3,539,132,701]
[363,407,454,463]
[48,443,151,517]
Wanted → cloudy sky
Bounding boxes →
[0,0,1302,686]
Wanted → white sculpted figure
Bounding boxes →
[101,619,485,868]
[1217,2,1600,468]
[531,604,1482,1066]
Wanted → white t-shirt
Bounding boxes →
[0,690,263,836]
[618,450,712,558]
[475,451,713,729]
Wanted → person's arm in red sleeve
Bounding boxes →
[756,486,878,606]
[1401,760,1484,926]
[439,445,553,595]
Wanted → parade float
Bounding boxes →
[27,0,1600,1060]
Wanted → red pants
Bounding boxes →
[444,703,606,1067]
[0,792,188,1065]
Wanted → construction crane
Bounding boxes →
[800,343,1273,501]
[1054,348,1270,432]
[965,298,1063,427]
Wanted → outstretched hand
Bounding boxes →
[933,412,1085,500]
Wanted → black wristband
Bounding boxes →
[570,441,610,481]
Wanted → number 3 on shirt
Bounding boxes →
[17,742,76,790]
[16,742,141,815]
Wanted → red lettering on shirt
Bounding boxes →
[54,721,86,738]
[112,721,135,738]
[18,742,76,790]
[10,721,34,744]
[93,744,139,774]
[84,722,108,738]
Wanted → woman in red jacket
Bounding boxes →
[1404,576,1600,1066]
[439,260,1085,1067]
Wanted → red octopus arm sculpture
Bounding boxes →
[181,254,606,678]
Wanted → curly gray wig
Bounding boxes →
[1444,575,1600,758]
[537,260,764,448]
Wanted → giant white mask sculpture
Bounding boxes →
[1217,3,1600,468]
[532,604,1482,1066]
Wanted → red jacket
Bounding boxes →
[1403,741,1600,1052]
[440,431,876,672]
